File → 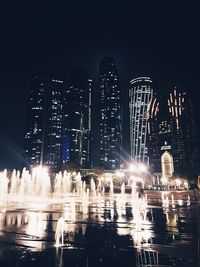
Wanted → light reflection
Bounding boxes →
[0,184,195,267]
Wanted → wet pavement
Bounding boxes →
[0,191,199,267]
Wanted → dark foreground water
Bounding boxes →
[0,192,199,267]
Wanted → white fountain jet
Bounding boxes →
[121,182,125,195]
[55,217,68,247]
[110,180,114,195]
[0,169,9,200]
[187,195,190,206]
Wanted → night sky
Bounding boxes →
[1,2,200,169]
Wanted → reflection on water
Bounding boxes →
[0,193,199,266]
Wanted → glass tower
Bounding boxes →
[99,57,122,170]
[44,78,63,171]
[129,77,153,163]
[24,74,47,168]
[168,87,200,177]
[147,95,160,172]
[24,74,64,171]
[63,70,92,169]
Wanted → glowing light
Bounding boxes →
[115,170,125,178]
[161,177,168,184]
[176,178,181,186]
[55,217,66,247]
[32,165,48,176]
[138,163,147,173]
[129,164,137,172]
[129,163,147,173]
[177,199,183,206]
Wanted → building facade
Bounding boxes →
[161,151,174,179]
[99,57,122,170]
[168,87,200,177]
[44,78,64,170]
[63,70,92,169]
[147,95,160,172]
[24,74,64,171]
[24,74,47,168]
[129,77,153,163]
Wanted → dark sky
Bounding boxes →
[0,2,200,169]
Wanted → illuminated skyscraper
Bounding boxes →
[99,57,122,170]
[147,95,160,171]
[24,74,64,171]
[63,70,92,169]
[129,77,153,163]
[24,74,46,167]
[168,87,200,177]
[44,78,64,170]
[168,88,185,171]
[181,91,200,176]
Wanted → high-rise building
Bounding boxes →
[147,86,199,179]
[168,88,185,172]
[147,96,160,172]
[99,57,122,170]
[181,91,200,177]
[63,70,92,169]
[24,74,47,168]
[168,87,200,177]
[44,79,64,171]
[129,77,153,163]
[24,74,64,171]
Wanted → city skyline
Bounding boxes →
[14,68,200,180]
[1,2,200,169]
[1,4,200,267]
[1,63,200,171]
[99,57,122,170]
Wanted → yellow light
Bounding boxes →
[161,177,168,184]
[176,179,181,186]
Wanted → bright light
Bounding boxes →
[176,178,181,186]
[129,164,137,172]
[129,163,148,173]
[138,163,147,173]
[32,166,48,176]
[161,177,168,184]
[115,170,125,178]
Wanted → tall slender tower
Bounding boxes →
[44,78,64,171]
[99,57,122,170]
[129,77,153,163]
[63,70,92,169]
[168,87,200,177]
[147,95,160,171]
[24,74,47,168]
[168,88,185,172]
